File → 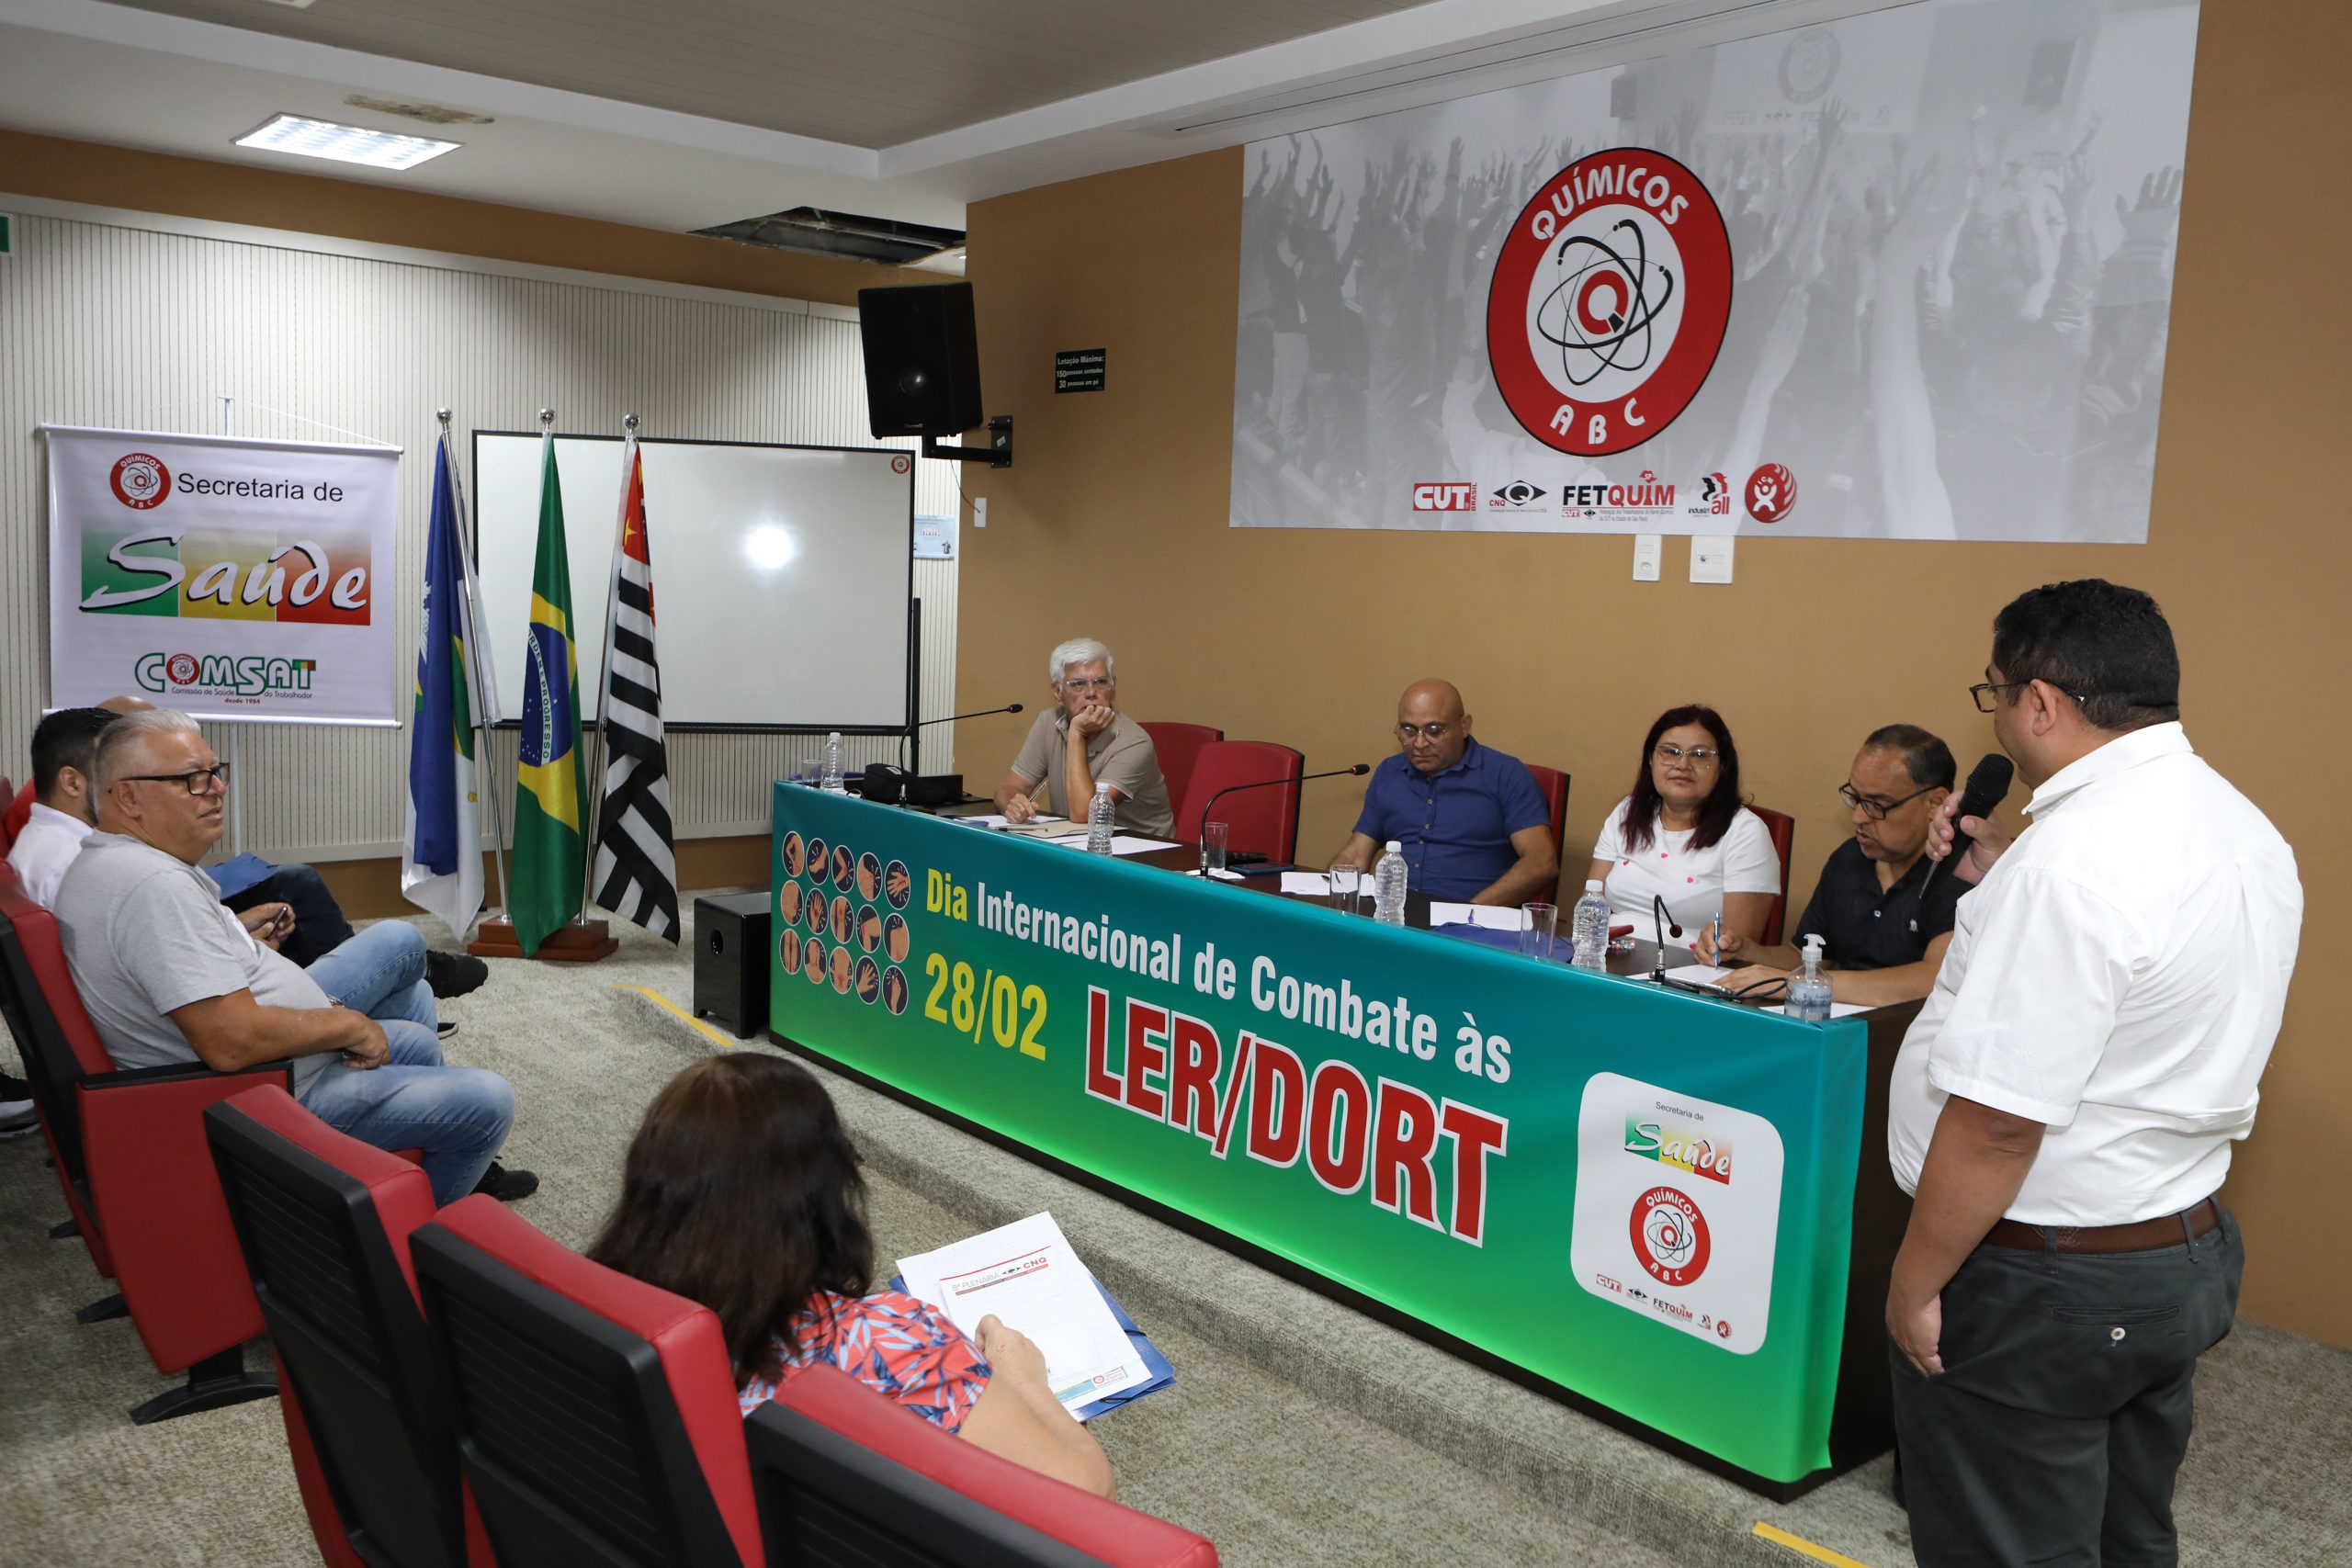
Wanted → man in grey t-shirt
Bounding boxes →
[52,709,523,1206]
[993,637,1175,838]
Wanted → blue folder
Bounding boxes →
[205,852,279,900]
[886,1273,1173,1423]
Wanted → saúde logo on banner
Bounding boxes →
[1486,150,1732,458]
[1569,1072,1784,1355]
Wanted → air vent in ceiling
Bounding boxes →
[345,94,496,128]
[693,208,965,266]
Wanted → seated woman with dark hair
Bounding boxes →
[588,1055,1114,1496]
[1588,704,1782,948]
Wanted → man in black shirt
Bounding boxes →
[1699,725,1962,1007]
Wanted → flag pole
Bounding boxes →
[577,412,638,926]
[439,409,513,927]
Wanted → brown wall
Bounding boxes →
[0,129,906,307]
[956,5,2352,1344]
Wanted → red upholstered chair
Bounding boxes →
[1174,740,1303,863]
[1748,806,1797,946]
[206,1086,494,1568]
[751,1363,1217,1567]
[1136,722,1222,822]
[2,779,28,849]
[0,863,280,1422]
[412,1196,763,1568]
[1524,765,1570,854]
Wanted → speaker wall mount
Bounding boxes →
[924,415,1012,469]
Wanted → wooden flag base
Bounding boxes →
[467,917,619,964]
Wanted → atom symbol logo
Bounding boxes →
[1628,1184,1712,1286]
[110,452,171,509]
[1537,220,1676,389]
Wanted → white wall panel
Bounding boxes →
[0,207,961,860]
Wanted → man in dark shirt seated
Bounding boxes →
[1329,679,1557,905]
[1700,724,1962,1007]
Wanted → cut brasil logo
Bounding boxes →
[1486,149,1732,457]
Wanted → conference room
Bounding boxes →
[1,0,2343,1564]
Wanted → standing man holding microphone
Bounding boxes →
[1883,580,2301,1566]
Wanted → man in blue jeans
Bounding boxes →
[52,709,535,1205]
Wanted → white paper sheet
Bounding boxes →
[898,1213,1150,1416]
[1043,833,1180,855]
[1428,901,1523,929]
[1653,964,1871,1019]
[1183,867,1247,882]
[1280,871,1335,896]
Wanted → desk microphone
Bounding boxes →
[1650,895,1684,983]
[1917,753,2014,919]
[917,703,1023,726]
[1199,764,1370,864]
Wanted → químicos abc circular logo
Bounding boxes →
[110,453,172,510]
[1485,150,1732,458]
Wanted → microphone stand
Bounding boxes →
[897,703,1024,773]
[1650,895,1684,983]
[1197,764,1370,868]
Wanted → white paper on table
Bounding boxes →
[1042,833,1179,855]
[1651,964,1871,1019]
[948,813,1070,830]
[1183,867,1246,882]
[1280,871,1335,896]
[898,1213,1150,1416]
[1428,900,1523,930]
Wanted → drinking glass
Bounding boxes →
[1201,821,1230,875]
[1521,901,1558,961]
[1329,863,1362,914]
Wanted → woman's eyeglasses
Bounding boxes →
[1654,743,1720,765]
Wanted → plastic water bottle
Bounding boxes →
[821,731,844,793]
[1786,934,1833,1021]
[1570,879,1611,972]
[1086,782,1116,855]
[1373,840,1408,927]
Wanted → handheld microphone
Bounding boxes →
[1200,764,1370,865]
[1918,753,2015,917]
[1650,894,1684,983]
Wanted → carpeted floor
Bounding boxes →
[4,902,2348,1567]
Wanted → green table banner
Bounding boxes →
[771,788,1868,1482]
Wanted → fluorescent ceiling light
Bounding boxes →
[234,113,459,170]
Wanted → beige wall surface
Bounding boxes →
[955,3,2352,1345]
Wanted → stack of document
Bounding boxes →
[896,1213,1171,1420]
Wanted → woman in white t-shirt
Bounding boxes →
[1587,705,1782,950]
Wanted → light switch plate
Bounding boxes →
[1632,534,1662,581]
[971,495,988,528]
[1690,535,1735,584]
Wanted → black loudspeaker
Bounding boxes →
[692,892,771,1039]
[857,283,985,438]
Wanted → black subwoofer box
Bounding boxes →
[693,892,772,1039]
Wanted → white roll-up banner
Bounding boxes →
[43,426,401,723]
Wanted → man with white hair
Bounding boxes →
[51,708,533,1205]
[994,637,1175,838]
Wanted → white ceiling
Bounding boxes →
[0,0,1892,239]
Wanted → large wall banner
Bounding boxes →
[773,789,1871,1483]
[43,426,401,723]
[1230,0,2199,540]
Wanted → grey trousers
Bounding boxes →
[1891,1207,2242,1568]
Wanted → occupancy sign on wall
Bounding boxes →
[41,425,401,723]
[1230,0,2199,542]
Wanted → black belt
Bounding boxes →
[1983,1196,2222,1255]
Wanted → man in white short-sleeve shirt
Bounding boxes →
[1883,580,2301,1567]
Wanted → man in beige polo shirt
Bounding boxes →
[994,637,1175,838]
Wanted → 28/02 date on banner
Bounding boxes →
[922,953,1048,1060]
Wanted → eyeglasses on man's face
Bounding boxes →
[119,765,231,795]
[1970,679,2088,713]
[1838,782,1934,821]
[1396,721,1457,743]
[1654,743,1720,765]
[1058,675,1114,693]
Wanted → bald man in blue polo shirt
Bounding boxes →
[1330,680,1558,905]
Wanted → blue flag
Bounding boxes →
[401,439,484,939]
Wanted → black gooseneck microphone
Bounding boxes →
[898,703,1025,771]
[1200,764,1371,864]
[1917,753,2015,923]
[1650,894,1684,983]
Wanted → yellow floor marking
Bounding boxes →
[1752,1522,1872,1568]
[612,984,741,1050]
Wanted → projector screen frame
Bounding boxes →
[469,429,918,738]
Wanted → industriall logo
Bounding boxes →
[1485,149,1733,457]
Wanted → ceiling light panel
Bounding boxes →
[233,113,459,170]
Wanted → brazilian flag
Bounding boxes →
[511,436,586,955]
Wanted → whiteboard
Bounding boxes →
[473,434,912,730]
